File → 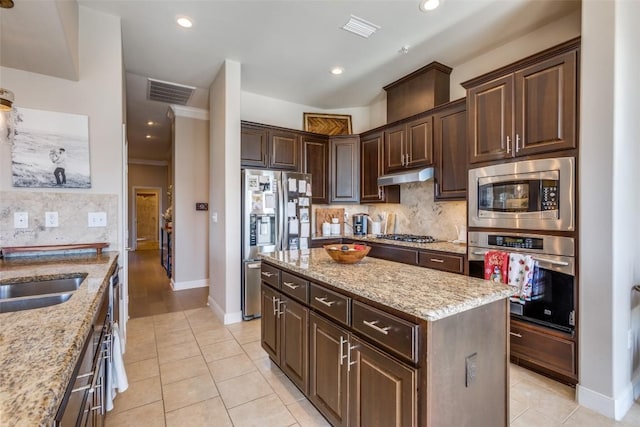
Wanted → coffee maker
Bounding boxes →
[352,214,368,236]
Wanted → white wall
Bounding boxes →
[171,111,209,289]
[209,60,243,324]
[0,6,123,248]
[578,0,640,420]
[241,91,372,133]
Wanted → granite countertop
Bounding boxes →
[262,248,514,322]
[312,234,467,255]
[0,252,119,427]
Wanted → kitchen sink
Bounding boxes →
[0,275,86,299]
[0,293,74,313]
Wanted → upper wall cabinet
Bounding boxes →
[241,122,300,171]
[302,135,330,205]
[383,114,433,174]
[464,39,579,164]
[433,99,467,200]
[360,131,400,204]
[330,135,360,203]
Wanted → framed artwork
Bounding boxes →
[11,107,91,188]
[303,112,352,135]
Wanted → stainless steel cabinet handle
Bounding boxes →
[261,271,274,277]
[314,296,335,307]
[247,263,261,269]
[401,154,405,166]
[76,371,94,380]
[71,384,92,393]
[282,281,299,290]
[406,153,411,164]
[506,136,511,153]
[430,258,445,263]
[515,134,521,153]
[472,250,489,256]
[509,332,523,338]
[277,300,286,317]
[531,257,569,266]
[339,336,347,366]
[272,296,278,316]
[347,344,357,372]
[362,320,391,335]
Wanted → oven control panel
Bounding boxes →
[488,235,544,250]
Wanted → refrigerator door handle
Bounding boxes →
[278,173,286,251]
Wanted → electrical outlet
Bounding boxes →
[45,211,59,227]
[88,212,107,227]
[465,352,478,387]
[14,212,28,229]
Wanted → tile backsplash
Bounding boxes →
[0,191,119,250]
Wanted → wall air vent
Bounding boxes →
[147,78,195,105]
[341,15,380,39]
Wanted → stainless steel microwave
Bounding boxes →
[468,157,575,231]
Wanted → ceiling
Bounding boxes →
[1,0,581,161]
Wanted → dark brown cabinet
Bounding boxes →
[302,136,329,204]
[465,42,578,164]
[383,115,433,174]
[360,132,400,203]
[261,284,280,361]
[330,135,360,203]
[241,122,300,171]
[433,99,467,200]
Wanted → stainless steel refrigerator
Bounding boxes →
[241,169,312,319]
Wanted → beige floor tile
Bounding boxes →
[510,395,529,422]
[286,399,331,427]
[155,327,196,349]
[562,406,620,426]
[193,326,234,346]
[153,311,186,323]
[105,400,165,427]
[263,372,306,405]
[518,367,575,400]
[110,376,162,414]
[153,317,191,333]
[125,357,160,383]
[510,380,578,423]
[621,402,640,425]
[254,356,285,377]
[157,340,201,365]
[200,339,244,362]
[162,373,219,412]
[126,316,155,332]
[207,353,257,382]
[165,397,232,427]
[511,408,562,426]
[217,371,274,408]
[123,342,158,365]
[159,354,210,385]
[242,339,269,360]
[230,326,262,345]
[226,319,261,333]
[228,393,296,427]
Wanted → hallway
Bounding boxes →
[127,249,208,318]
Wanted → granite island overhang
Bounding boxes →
[260,248,516,427]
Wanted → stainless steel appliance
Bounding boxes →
[468,157,575,231]
[241,169,312,319]
[468,231,575,333]
[352,214,368,236]
[376,234,437,243]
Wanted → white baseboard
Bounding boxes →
[207,295,243,325]
[170,278,208,291]
[577,382,636,420]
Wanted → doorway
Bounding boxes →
[133,187,161,251]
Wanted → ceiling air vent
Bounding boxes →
[341,15,380,39]
[147,78,195,105]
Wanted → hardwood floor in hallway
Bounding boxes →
[128,249,209,318]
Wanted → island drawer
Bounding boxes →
[310,283,350,326]
[260,263,280,288]
[280,271,309,303]
[417,251,464,274]
[352,301,419,363]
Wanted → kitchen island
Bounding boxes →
[0,252,118,427]
[260,248,514,427]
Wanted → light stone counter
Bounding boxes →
[312,234,467,255]
[262,248,513,322]
[0,252,119,427]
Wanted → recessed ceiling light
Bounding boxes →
[176,16,193,28]
[419,0,440,12]
[145,135,152,139]
[147,120,154,126]
[330,67,344,75]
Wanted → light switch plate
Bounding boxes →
[45,211,59,227]
[88,212,107,227]
[14,212,28,229]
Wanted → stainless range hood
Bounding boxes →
[377,167,434,186]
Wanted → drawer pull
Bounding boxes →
[261,271,274,278]
[510,332,523,338]
[430,258,445,263]
[314,296,335,307]
[339,336,348,366]
[363,320,391,335]
[283,281,299,290]
[72,384,92,393]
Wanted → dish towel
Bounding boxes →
[106,322,129,412]
[508,253,536,303]
[484,251,509,284]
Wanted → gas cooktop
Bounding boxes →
[376,234,437,244]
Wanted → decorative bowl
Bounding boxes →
[323,244,371,264]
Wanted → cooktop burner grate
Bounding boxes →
[376,234,437,243]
